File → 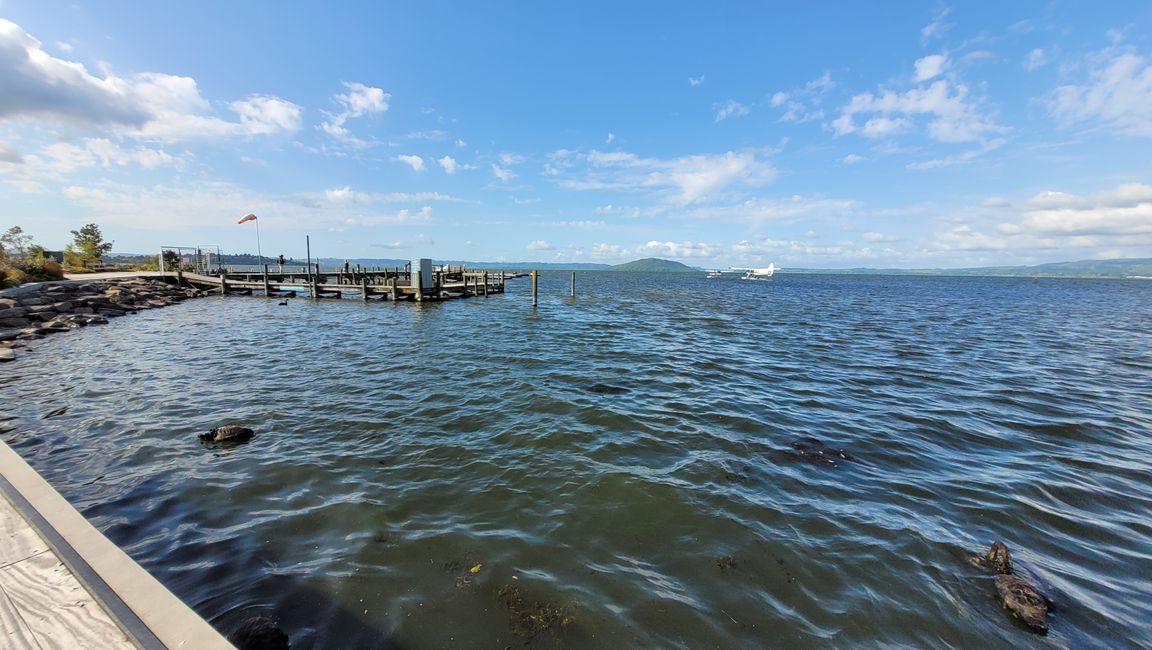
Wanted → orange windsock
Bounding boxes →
[237,213,257,225]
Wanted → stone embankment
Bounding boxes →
[0,277,207,361]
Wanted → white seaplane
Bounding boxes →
[734,263,777,280]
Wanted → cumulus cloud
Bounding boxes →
[323,187,460,203]
[932,182,1152,256]
[319,81,390,143]
[0,19,301,140]
[1049,49,1152,137]
[688,75,704,87]
[914,54,947,82]
[1024,48,1047,71]
[769,71,833,123]
[561,148,777,205]
[714,100,750,122]
[438,155,458,174]
[833,78,1002,143]
[41,138,179,171]
[491,163,516,182]
[526,240,553,251]
[841,153,865,165]
[395,154,425,171]
[638,240,722,258]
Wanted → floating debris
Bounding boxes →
[716,555,737,573]
[497,584,574,638]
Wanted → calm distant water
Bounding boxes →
[3,272,1151,648]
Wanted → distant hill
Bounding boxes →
[609,258,700,272]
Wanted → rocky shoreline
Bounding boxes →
[0,277,208,361]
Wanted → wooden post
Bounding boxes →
[263,264,271,296]
[531,270,538,307]
[483,272,489,297]
[219,273,227,296]
[390,275,398,301]
[361,275,369,301]
[415,271,423,302]
[570,271,576,297]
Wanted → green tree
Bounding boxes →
[65,223,114,268]
[0,226,34,260]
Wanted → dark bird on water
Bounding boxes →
[584,383,630,395]
[277,300,288,306]
[200,425,256,443]
[228,616,289,650]
[972,540,1050,634]
[789,436,854,467]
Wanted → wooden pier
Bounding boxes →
[0,440,231,649]
[180,264,520,301]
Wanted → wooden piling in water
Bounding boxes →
[361,275,369,301]
[570,271,576,297]
[415,271,423,303]
[263,264,271,296]
[219,273,227,296]
[531,270,538,306]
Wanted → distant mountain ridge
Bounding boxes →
[609,258,701,272]
[789,258,1152,278]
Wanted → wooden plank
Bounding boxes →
[1,552,133,649]
[0,496,49,569]
[0,583,40,649]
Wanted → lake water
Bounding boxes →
[2,272,1151,648]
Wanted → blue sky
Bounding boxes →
[1,1,1150,268]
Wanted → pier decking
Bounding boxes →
[180,264,520,302]
[0,440,232,649]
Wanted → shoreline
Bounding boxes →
[0,275,209,362]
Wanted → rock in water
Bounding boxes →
[995,574,1049,633]
[227,616,289,650]
[584,383,630,395]
[201,425,255,443]
[789,436,854,467]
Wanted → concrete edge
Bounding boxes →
[0,440,234,649]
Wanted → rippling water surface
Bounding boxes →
[3,273,1151,648]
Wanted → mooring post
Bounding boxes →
[361,275,369,301]
[263,264,271,296]
[482,272,489,297]
[176,268,184,287]
[531,270,538,307]
[570,271,576,297]
[415,270,423,302]
[390,275,398,301]
[219,273,227,296]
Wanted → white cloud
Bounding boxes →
[526,240,553,251]
[0,20,301,140]
[605,132,615,144]
[437,155,458,174]
[906,138,1005,170]
[834,79,1002,143]
[770,71,833,123]
[914,54,947,82]
[683,195,861,225]
[491,163,516,182]
[319,81,389,143]
[637,240,722,258]
[588,243,629,260]
[1050,49,1152,137]
[863,232,898,242]
[688,75,704,87]
[498,153,526,166]
[407,129,448,141]
[1024,48,1047,71]
[455,139,466,147]
[0,142,24,164]
[931,182,1152,255]
[55,41,73,53]
[395,154,425,171]
[841,153,866,165]
[921,8,952,43]
[563,148,777,205]
[323,187,460,204]
[714,100,750,122]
